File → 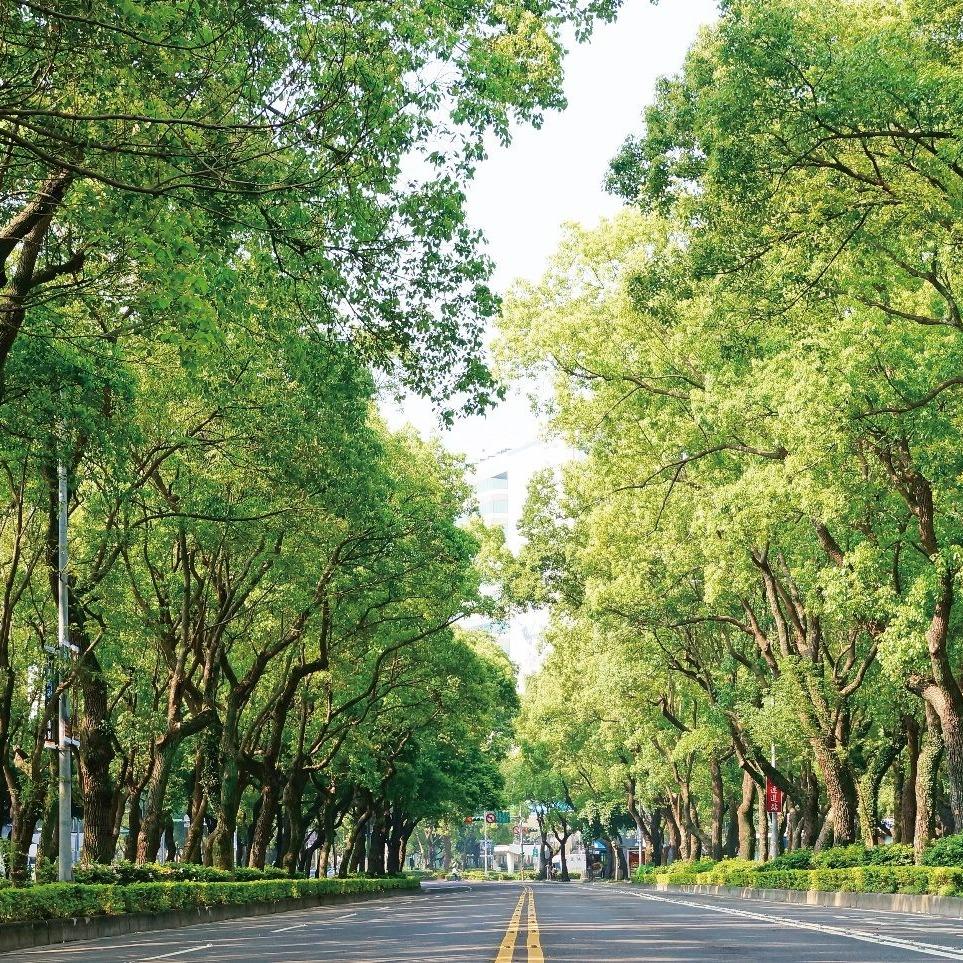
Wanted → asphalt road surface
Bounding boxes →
[9,881,963,961]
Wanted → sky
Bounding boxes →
[386,0,718,463]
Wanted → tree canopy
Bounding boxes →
[498,0,963,867]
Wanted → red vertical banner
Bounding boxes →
[765,777,783,814]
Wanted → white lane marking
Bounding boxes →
[270,909,357,933]
[628,890,963,960]
[129,945,214,962]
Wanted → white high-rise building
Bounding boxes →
[471,438,568,683]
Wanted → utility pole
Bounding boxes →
[56,459,73,882]
[756,789,764,863]
[769,742,779,860]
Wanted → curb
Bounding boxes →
[656,882,963,918]
[0,885,422,954]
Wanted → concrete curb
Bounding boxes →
[0,886,422,954]
[656,882,963,918]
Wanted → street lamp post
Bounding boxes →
[56,459,73,882]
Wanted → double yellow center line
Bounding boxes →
[495,886,543,962]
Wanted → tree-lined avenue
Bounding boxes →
[12,882,963,962]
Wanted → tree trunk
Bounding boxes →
[38,756,58,875]
[366,807,386,876]
[281,769,309,876]
[800,765,821,848]
[811,737,858,845]
[710,757,725,860]
[902,715,920,845]
[857,730,905,847]
[925,687,963,834]
[664,803,682,863]
[162,814,176,863]
[183,796,206,865]
[725,799,739,857]
[248,782,279,869]
[124,787,143,863]
[137,743,177,863]
[76,645,117,864]
[649,807,664,866]
[6,733,51,884]
[814,807,834,851]
[915,704,944,861]
[892,762,904,844]
[386,808,404,875]
[737,771,755,860]
[206,709,246,871]
[339,809,370,878]
[613,832,628,880]
[557,833,570,880]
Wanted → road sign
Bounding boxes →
[765,777,783,814]
[467,810,512,825]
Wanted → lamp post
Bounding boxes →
[56,458,73,882]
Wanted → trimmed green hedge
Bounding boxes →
[461,870,535,881]
[72,861,294,885]
[636,858,715,887]
[640,859,963,897]
[702,865,963,896]
[636,841,963,896]
[0,875,419,923]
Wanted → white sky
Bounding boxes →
[386,0,718,462]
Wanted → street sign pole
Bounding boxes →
[57,459,72,882]
[769,743,779,860]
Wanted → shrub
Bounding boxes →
[864,844,914,866]
[811,844,869,869]
[0,875,419,923]
[632,864,665,884]
[752,869,813,890]
[73,864,120,885]
[766,848,813,870]
[923,834,963,867]
[697,859,756,886]
[704,865,963,897]
[654,860,716,886]
[73,862,285,885]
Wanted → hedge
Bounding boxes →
[641,861,963,897]
[635,840,963,896]
[0,875,419,923]
[699,864,963,896]
[460,871,536,881]
[73,861,295,885]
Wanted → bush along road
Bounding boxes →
[0,870,420,954]
[636,838,963,899]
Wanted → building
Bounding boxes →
[470,438,568,682]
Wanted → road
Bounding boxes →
[9,881,963,961]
